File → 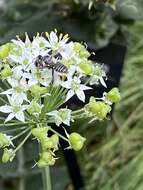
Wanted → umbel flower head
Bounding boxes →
[0,30,121,167]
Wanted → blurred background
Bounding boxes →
[0,0,143,190]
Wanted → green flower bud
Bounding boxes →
[27,101,42,115]
[50,134,59,147]
[48,158,56,166]
[37,159,48,168]
[62,59,75,68]
[41,151,53,162]
[30,85,48,97]
[106,88,121,103]
[79,60,94,75]
[41,134,59,151]
[2,148,15,163]
[42,138,54,150]
[40,151,56,166]
[97,103,111,119]
[74,42,90,58]
[86,98,111,119]
[0,43,15,59]
[31,127,48,140]
[69,132,86,151]
[0,65,13,78]
[0,133,11,148]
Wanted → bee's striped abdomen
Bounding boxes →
[54,62,68,73]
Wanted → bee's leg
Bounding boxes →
[51,68,54,84]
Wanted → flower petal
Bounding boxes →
[62,81,71,89]
[63,119,70,126]
[49,31,58,44]
[76,89,85,102]
[66,90,75,101]
[0,89,14,95]
[5,113,15,122]
[80,84,91,91]
[100,77,107,88]
[55,116,62,126]
[48,110,58,116]
[0,105,12,113]
[15,111,25,122]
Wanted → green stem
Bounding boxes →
[0,126,27,134]
[72,112,88,119]
[72,108,84,115]
[43,166,52,190]
[11,127,32,140]
[13,131,31,154]
[0,121,34,127]
[18,147,25,190]
[47,126,69,142]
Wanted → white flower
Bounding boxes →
[48,108,72,126]
[32,35,50,53]
[1,77,29,103]
[62,76,91,102]
[9,49,34,66]
[9,34,34,65]
[89,65,107,87]
[0,133,14,148]
[0,95,28,122]
[46,31,69,52]
[60,42,75,60]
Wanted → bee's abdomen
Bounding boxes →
[54,62,68,73]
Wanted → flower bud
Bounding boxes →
[41,151,53,162]
[62,59,75,68]
[97,103,111,119]
[106,88,121,103]
[30,85,48,97]
[79,61,94,75]
[41,151,56,166]
[27,101,42,115]
[50,134,59,147]
[74,42,90,58]
[2,148,15,163]
[50,134,59,151]
[41,134,59,151]
[31,127,48,140]
[0,133,11,148]
[37,159,48,168]
[48,157,56,166]
[42,138,54,150]
[0,43,15,59]
[0,65,13,78]
[69,132,86,151]
[86,98,111,119]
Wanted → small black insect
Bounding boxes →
[34,53,68,83]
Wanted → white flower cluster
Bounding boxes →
[0,30,106,123]
[0,30,121,166]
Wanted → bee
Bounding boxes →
[34,53,68,83]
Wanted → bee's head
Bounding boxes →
[34,55,43,67]
[37,55,43,60]
[54,53,62,60]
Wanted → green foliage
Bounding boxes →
[0,0,142,49]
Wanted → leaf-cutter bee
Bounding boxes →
[34,53,68,83]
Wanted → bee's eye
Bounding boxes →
[54,53,62,60]
[38,55,42,60]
